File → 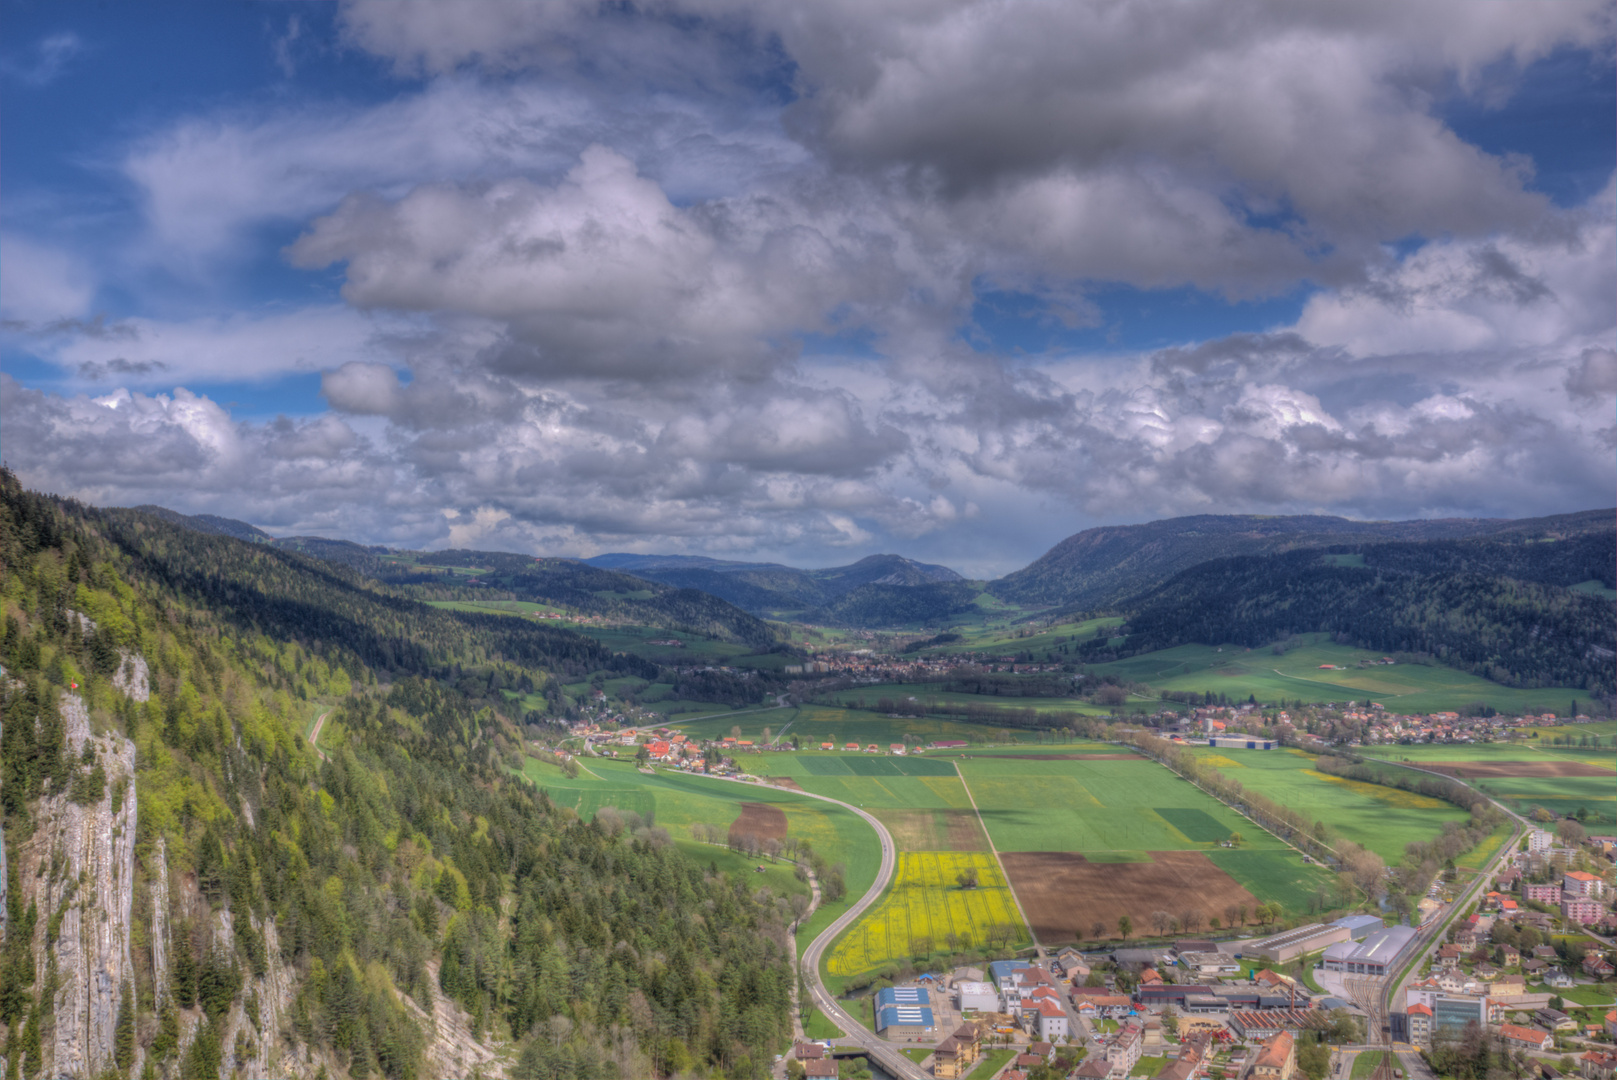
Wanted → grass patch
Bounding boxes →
[801,1009,844,1040]
[970,1047,1020,1078]
[1351,1052,1389,1080]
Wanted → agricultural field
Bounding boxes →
[1088,636,1591,715]
[824,683,1124,717]
[747,753,993,852]
[906,615,1127,660]
[825,853,1028,979]
[1182,746,1470,861]
[669,704,993,746]
[953,753,1337,939]
[1356,745,1617,828]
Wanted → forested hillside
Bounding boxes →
[990,509,1612,609]
[590,553,964,617]
[0,473,794,1080]
[1081,534,1616,695]
[801,581,983,627]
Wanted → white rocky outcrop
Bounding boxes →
[15,693,137,1080]
[111,651,150,703]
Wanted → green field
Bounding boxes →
[1088,636,1591,714]
[1356,745,1617,827]
[954,753,1335,910]
[825,683,1125,717]
[518,755,883,953]
[669,704,999,745]
[907,615,1127,660]
[1184,746,1470,861]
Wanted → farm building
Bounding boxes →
[874,986,935,1038]
[1244,923,1349,964]
[1331,915,1383,940]
[1208,736,1276,750]
[956,981,999,1012]
[1322,924,1418,976]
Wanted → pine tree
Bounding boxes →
[114,980,136,1074]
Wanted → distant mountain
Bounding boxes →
[990,509,1614,610]
[143,515,781,649]
[802,581,983,628]
[131,505,275,543]
[588,551,964,615]
[1084,529,1617,694]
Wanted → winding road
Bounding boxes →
[709,775,927,1080]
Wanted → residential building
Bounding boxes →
[1499,1024,1553,1051]
[1107,1022,1144,1076]
[1563,897,1607,924]
[1530,830,1554,855]
[1247,1032,1296,1080]
[804,1061,838,1080]
[1524,883,1563,904]
[1028,998,1069,1042]
[934,1028,984,1080]
[1565,871,1606,900]
[1581,1051,1617,1080]
[1406,1004,1432,1047]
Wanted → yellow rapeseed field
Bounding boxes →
[1304,770,1447,810]
[826,852,1027,977]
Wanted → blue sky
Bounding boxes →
[3,1,1614,577]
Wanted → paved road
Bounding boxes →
[707,774,927,1080]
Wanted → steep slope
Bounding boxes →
[130,507,274,544]
[0,474,794,1080]
[990,509,1613,609]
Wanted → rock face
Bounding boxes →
[111,652,150,703]
[16,693,138,1080]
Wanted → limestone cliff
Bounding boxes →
[15,692,137,1080]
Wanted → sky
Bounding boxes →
[2,1,1614,578]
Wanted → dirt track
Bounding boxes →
[1000,850,1258,944]
[1421,760,1611,778]
[729,802,788,844]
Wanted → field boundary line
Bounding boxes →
[953,762,1039,951]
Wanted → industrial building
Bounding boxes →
[1243,923,1350,964]
[1208,736,1276,750]
[874,986,935,1038]
[956,980,999,1012]
[1320,924,1418,976]
[1331,915,1384,940]
[1405,991,1492,1036]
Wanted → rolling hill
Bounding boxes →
[590,551,964,615]
[988,509,1613,609]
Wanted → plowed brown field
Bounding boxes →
[1000,850,1258,944]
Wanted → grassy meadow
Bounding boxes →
[1087,636,1590,714]
[1355,744,1617,827]
[1183,745,1470,861]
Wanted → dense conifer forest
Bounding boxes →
[1076,533,1616,696]
[0,472,794,1080]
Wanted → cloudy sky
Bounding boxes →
[3,1,1613,577]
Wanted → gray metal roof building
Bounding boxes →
[1332,915,1384,940]
[1242,923,1350,964]
[1321,924,1418,976]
